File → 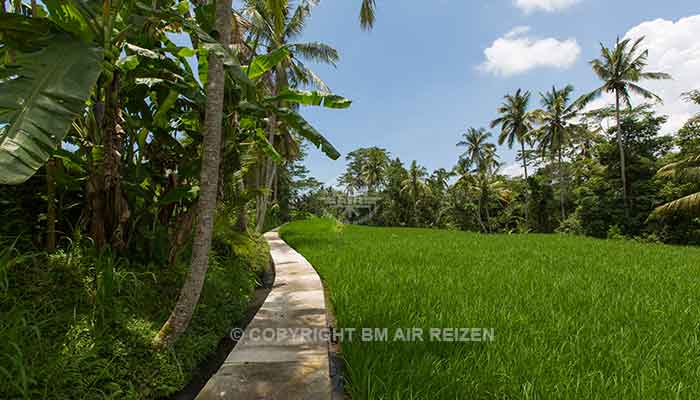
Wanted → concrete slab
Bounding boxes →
[195,231,331,400]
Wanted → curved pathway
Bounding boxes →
[195,231,332,400]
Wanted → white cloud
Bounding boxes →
[479,27,581,77]
[501,162,524,178]
[514,0,581,13]
[501,162,541,178]
[586,15,700,133]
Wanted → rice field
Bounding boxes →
[280,218,700,399]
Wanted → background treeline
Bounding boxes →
[0,0,375,398]
[283,39,700,245]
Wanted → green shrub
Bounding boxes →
[556,215,584,235]
[0,225,269,399]
[607,224,626,240]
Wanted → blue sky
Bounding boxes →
[294,0,700,184]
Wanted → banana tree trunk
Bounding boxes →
[168,206,197,266]
[483,186,491,233]
[154,0,232,349]
[88,95,107,249]
[615,92,630,219]
[255,154,277,233]
[476,193,486,232]
[103,71,129,251]
[46,156,57,251]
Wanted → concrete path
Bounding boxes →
[195,231,332,400]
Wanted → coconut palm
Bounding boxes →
[243,0,339,93]
[243,0,341,231]
[650,91,700,219]
[532,85,586,221]
[455,156,505,233]
[581,36,671,216]
[155,0,233,349]
[650,154,700,218]
[361,147,389,192]
[429,168,452,193]
[401,160,429,226]
[457,127,495,173]
[491,89,535,225]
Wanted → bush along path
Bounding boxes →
[0,229,270,399]
[195,231,333,399]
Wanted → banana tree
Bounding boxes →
[238,87,349,231]
[0,14,102,185]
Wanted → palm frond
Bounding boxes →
[290,59,331,92]
[639,71,672,81]
[649,192,700,219]
[283,0,315,39]
[575,86,605,109]
[290,42,339,66]
[627,82,662,102]
[360,0,375,30]
[657,155,700,178]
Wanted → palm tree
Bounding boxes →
[581,36,671,216]
[401,160,429,226]
[455,155,505,233]
[361,147,389,192]
[650,153,700,219]
[429,168,452,193]
[457,127,494,173]
[243,0,340,231]
[650,91,700,219]
[154,0,233,348]
[491,89,534,226]
[533,85,585,221]
[359,0,375,30]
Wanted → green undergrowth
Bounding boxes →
[0,219,269,399]
[281,218,700,399]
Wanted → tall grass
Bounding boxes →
[0,228,270,399]
[281,218,700,399]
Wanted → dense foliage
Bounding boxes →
[286,75,700,245]
[0,0,353,397]
[0,223,269,399]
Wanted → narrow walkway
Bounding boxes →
[195,231,332,400]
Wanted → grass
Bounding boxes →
[280,218,700,399]
[0,223,269,400]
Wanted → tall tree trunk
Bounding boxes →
[615,92,630,219]
[255,112,277,233]
[103,71,129,251]
[255,160,277,232]
[236,182,248,233]
[229,114,248,233]
[88,96,107,250]
[558,148,566,221]
[168,206,197,266]
[521,140,530,228]
[484,191,491,233]
[476,192,485,232]
[154,0,232,349]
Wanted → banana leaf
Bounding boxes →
[0,31,102,184]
